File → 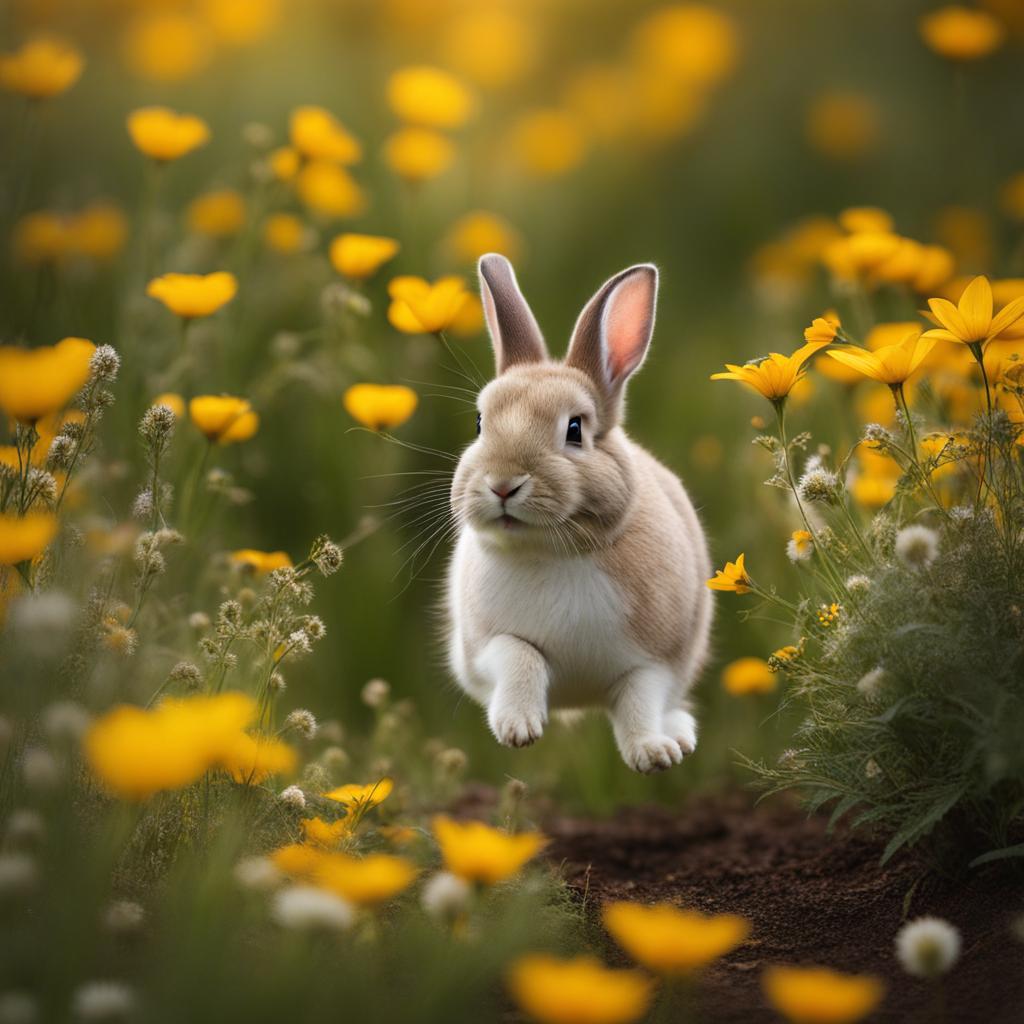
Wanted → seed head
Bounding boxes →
[233,856,282,892]
[89,345,121,383]
[420,871,471,922]
[798,466,840,505]
[856,666,887,700]
[361,678,390,709]
[284,709,317,740]
[71,981,135,1021]
[279,785,307,810]
[168,660,202,690]
[103,900,145,935]
[272,886,354,932]
[139,404,176,447]
[896,917,961,978]
[311,536,343,577]
[895,525,939,570]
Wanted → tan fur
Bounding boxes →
[446,255,713,772]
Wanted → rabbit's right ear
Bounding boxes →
[478,253,548,374]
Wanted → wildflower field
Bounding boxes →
[2,1,1024,1021]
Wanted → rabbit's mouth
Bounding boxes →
[497,513,523,530]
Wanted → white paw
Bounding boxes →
[622,734,683,773]
[663,710,698,756]
[488,702,545,748]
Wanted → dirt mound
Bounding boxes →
[543,792,1024,1023]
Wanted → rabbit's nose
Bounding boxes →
[486,474,529,500]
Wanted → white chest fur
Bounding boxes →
[449,530,644,708]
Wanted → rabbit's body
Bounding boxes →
[446,257,712,773]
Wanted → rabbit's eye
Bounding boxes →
[476,413,481,436]
[566,416,583,446]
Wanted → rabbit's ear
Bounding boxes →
[478,253,548,373]
[565,264,658,414]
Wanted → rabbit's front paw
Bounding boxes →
[622,734,683,773]
[663,709,698,755]
[488,701,545,748]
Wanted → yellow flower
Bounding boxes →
[313,852,418,906]
[383,128,456,183]
[440,8,536,89]
[220,732,296,784]
[804,92,879,162]
[122,12,212,82]
[1002,172,1024,221]
[127,107,210,162]
[387,66,476,129]
[186,189,246,238]
[510,110,587,178]
[12,212,66,265]
[444,211,523,264]
[268,146,300,182]
[387,275,469,334]
[301,817,351,848]
[295,161,366,219]
[763,966,884,1024]
[85,693,256,801]
[706,553,751,594]
[322,777,393,812]
[838,207,893,234]
[911,245,956,294]
[507,955,652,1024]
[711,341,828,403]
[603,902,750,973]
[0,36,84,99]
[788,529,814,561]
[64,204,129,262]
[822,232,902,282]
[342,385,418,432]
[289,106,362,164]
[230,549,292,573]
[432,815,546,885]
[827,332,936,386]
[152,393,185,419]
[629,4,738,86]
[329,234,400,280]
[86,705,208,801]
[0,513,59,566]
[146,272,238,319]
[270,843,324,879]
[200,0,281,47]
[772,644,801,665]
[0,337,95,423]
[804,312,840,344]
[189,395,259,444]
[923,275,1024,349]
[920,6,1005,61]
[262,213,306,254]
[721,657,776,696]
[449,294,485,338]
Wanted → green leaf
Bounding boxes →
[880,787,964,865]
[968,842,1024,868]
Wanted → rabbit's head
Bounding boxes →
[451,253,658,551]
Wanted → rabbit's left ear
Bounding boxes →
[565,264,658,416]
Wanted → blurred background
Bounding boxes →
[2,0,1023,810]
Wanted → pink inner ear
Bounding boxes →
[604,272,655,383]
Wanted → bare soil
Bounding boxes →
[539,791,1023,1023]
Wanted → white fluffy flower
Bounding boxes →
[896,916,961,978]
[71,981,136,1020]
[233,856,282,892]
[271,886,354,931]
[894,524,939,570]
[279,785,307,810]
[0,992,37,1024]
[420,871,472,921]
[102,900,145,935]
[0,854,38,894]
[786,530,814,563]
[856,667,886,700]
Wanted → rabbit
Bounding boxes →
[445,253,713,773]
